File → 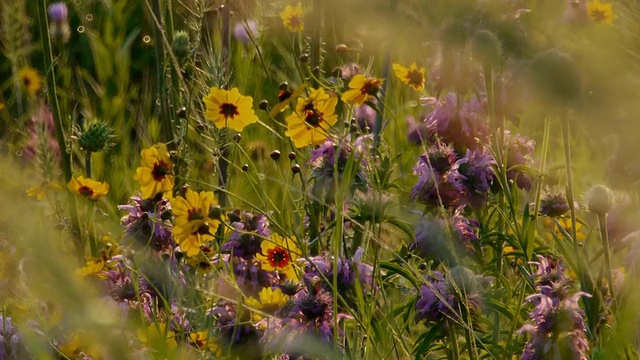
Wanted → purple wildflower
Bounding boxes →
[520,255,591,360]
[233,20,259,47]
[449,148,496,209]
[453,207,480,255]
[298,249,374,296]
[118,196,174,251]
[410,142,461,209]
[208,301,256,344]
[340,63,361,82]
[540,191,571,218]
[48,2,68,22]
[353,101,376,132]
[415,267,483,324]
[0,315,25,359]
[426,93,490,152]
[222,211,271,260]
[23,105,60,163]
[406,115,430,146]
[504,130,536,191]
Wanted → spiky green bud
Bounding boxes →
[77,120,114,153]
[172,30,191,60]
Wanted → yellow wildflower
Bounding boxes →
[280,3,304,32]
[67,176,109,201]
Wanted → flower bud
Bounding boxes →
[77,120,114,153]
[270,150,281,161]
[585,184,613,215]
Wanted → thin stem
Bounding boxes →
[36,0,83,260]
[84,151,92,179]
[561,115,578,245]
[597,213,615,305]
[150,0,173,145]
[447,321,460,360]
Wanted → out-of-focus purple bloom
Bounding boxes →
[233,20,259,47]
[23,105,60,163]
[118,196,174,251]
[410,142,462,209]
[48,2,68,22]
[540,191,570,218]
[406,115,430,146]
[520,255,590,360]
[416,267,483,325]
[340,63,361,82]
[449,149,496,209]
[425,93,489,152]
[503,130,535,191]
[222,211,271,260]
[299,249,374,296]
[0,315,25,359]
[354,102,376,132]
[453,207,480,255]
[208,301,256,344]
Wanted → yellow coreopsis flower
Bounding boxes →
[246,287,290,314]
[392,63,426,92]
[18,66,41,94]
[74,259,106,279]
[188,330,222,355]
[284,88,338,148]
[256,233,300,280]
[67,176,109,201]
[203,87,258,132]
[172,188,221,257]
[341,74,384,106]
[587,0,615,24]
[134,143,174,199]
[280,3,304,32]
[26,180,62,200]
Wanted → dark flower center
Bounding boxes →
[591,9,607,23]
[289,16,302,29]
[407,70,423,86]
[278,90,292,102]
[152,160,170,181]
[268,247,290,268]
[187,209,205,222]
[303,103,323,127]
[23,77,32,89]
[362,81,380,96]
[78,186,94,197]
[220,103,239,118]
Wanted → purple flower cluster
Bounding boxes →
[453,207,480,255]
[520,255,590,360]
[233,20,259,47]
[415,266,483,324]
[308,139,368,201]
[118,196,174,251]
[213,253,274,294]
[102,258,154,320]
[411,143,495,210]
[423,93,490,152]
[540,191,570,218]
[221,210,271,260]
[208,301,257,344]
[0,315,25,359]
[298,248,374,296]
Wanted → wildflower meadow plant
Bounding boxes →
[1,0,639,358]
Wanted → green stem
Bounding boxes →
[150,0,173,145]
[36,0,83,260]
[84,151,92,179]
[310,0,323,87]
[597,213,615,306]
[561,115,578,245]
[447,321,460,360]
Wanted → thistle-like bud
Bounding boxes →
[77,120,114,153]
[172,30,191,61]
[585,184,613,215]
[48,2,70,43]
[471,30,502,70]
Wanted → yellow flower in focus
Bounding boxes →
[172,188,221,257]
[392,63,426,92]
[188,330,222,355]
[18,66,41,94]
[203,87,258,132]
[137,322,177,351]
[134,143,174,199]
[75,259,106,279]
[256,233,300,280]
[270,83,306,116]
[246,287,289,314]
[587,0,615,24]
[26,180,61,200]
[280,3,304,32]
[341,74,384,106]
[67,176,109,201]
[284,88,338,148]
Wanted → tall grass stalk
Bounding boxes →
[36,0,83,259]
[561,115,578,245]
